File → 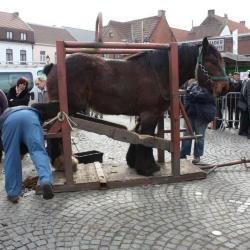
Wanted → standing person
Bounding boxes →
[0,89,54,203]
[180,81,216,164]
[238,71,250,138]
[7,77,30,107]
[29,76,48,105]
[227,72,242,129]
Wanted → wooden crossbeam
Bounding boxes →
[70,116,171,151]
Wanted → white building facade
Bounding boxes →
[0,41,33,65]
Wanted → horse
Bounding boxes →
[33,37,229,176]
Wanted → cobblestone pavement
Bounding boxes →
[1,115,250,250]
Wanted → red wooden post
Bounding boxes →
[56,41,74,184]
[169,43,180,176]
[157,116,165,163]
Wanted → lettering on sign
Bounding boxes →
[208,39,224,52]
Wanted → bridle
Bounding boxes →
[195,46,228,84]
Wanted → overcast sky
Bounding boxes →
[1,0,249,31]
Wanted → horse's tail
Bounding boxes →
[43,63,54,76]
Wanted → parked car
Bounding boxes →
[0,65,44,94]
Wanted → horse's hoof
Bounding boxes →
[53,155,78,172]
[136,166,160,176]
[153,163,161,171]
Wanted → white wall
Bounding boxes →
[33,44,56,64]
[220,25,231,36]
[0,41,33,65]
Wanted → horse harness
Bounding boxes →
[195,46,228,87]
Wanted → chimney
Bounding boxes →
[13,12,19,17]
[158,10,166,17]
[224,14,228,19]
[240,21,246,26]
[208,9,215,16]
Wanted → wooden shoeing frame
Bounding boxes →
[46,14,206,191]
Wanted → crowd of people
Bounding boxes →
[221,71,250,138]
[180,71,250,164]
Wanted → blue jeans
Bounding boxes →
[2,110,53,198]
[180,117,208,157]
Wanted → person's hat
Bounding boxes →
[0,89,8,116]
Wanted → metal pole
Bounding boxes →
[199,158,250,170]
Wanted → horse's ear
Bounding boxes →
[202,37,209,51]
[43,63,54,76]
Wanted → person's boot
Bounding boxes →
[7,196,19,204]
[192,156,200,164]
[42,182,54,200]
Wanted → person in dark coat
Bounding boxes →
[180,81,216,164]
[0,89,54,203]
[238,71,250,138]
[7,77,30,107]
[227,72,242,129]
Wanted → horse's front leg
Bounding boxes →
[134,113,160,176]
[126,117,140,169]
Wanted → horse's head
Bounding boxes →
[196,37,229,96]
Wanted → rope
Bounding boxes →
[43,111,78,130]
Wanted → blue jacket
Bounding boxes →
[184,83,216,122]
[0,106,40,130]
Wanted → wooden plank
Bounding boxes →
[50,160,206,193]
[44,132,62,139]
[71,116,171,151]
[74,113,127,130]
[94,162,107,186]
[103,160,206,188]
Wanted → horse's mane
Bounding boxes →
[126,44,200,66]
[43,63,54,76]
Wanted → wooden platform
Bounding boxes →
[52,160,206,192]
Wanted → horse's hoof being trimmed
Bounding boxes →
[53,155,78,172]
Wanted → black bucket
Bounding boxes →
[74,150,103,164]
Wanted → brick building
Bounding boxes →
[103,10,176,44]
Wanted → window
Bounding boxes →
[6,49,13,64]
[6,31,13,40]
[143,36,150,43]
[20,50,27,64]
[20,33,27,41]
[40,51,46,63]
[109,31,114,38]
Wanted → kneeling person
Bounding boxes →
[0,90,54,203]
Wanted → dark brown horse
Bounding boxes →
[34,37,228,176]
